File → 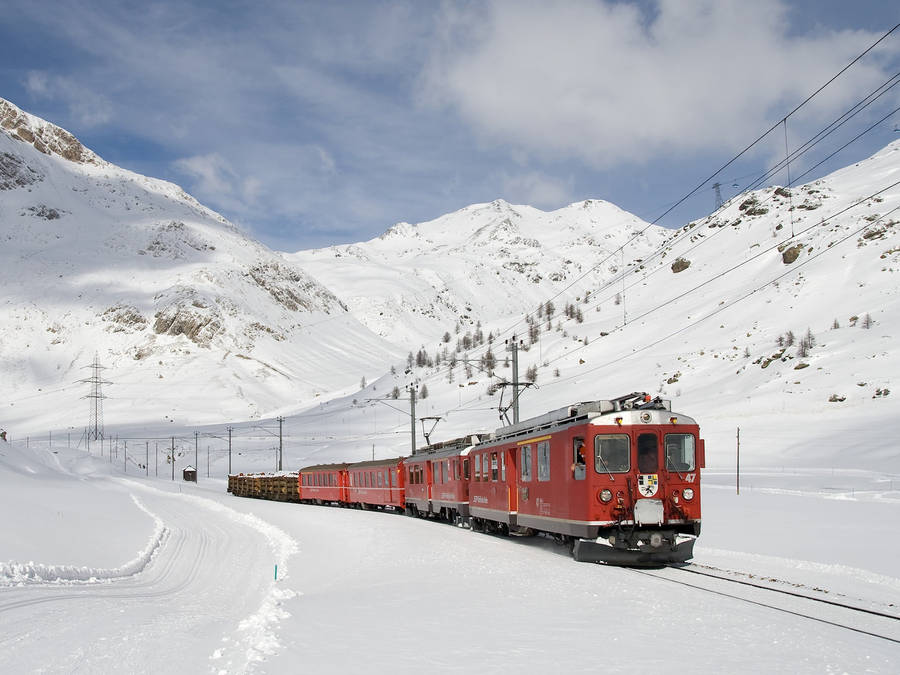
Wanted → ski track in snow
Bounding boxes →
[0,477,299,674]
[0,495,169,587]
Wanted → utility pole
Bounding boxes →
[712,181,723,210]
[171,437,175,481]
[146,441,149,476]
[194,431,199,481]
[155,441,158,477]
[501,334,527,425]
[510,334,519,424]
[277,416,284,471]
[227,426,233,475]
[408,385,417,456]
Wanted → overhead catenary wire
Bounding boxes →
[422,38,900,396]
[481,23,900,351]
[444,181,900,417]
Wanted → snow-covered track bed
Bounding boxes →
[632,563,900,645]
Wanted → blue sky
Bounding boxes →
[1,1,898,251]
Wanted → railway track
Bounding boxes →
[631,562,900,645]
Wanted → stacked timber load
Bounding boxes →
[228,472,299,501]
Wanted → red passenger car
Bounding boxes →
[404,436,478,522]
[470,393,704,564]
[298,463,350,505]
[346,457,405,510]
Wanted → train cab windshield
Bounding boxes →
[665,434,696,472]
[594,434,630,473]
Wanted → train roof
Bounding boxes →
[488,392,688,443]
[347,456,405,470]
[298,462,351,472]
[411,434,481,458]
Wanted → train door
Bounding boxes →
[636,432,661,498]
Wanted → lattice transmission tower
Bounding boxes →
[81,353,111,443]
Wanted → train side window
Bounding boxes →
[491,452,498,481]
[572,437,586,480]
[595,435,630,473]
[537,441,551,482]
[391,468,398,487]
[500,452,506,482]
[464,458,470,480]
[442,461,448,483]
[454,459,460,481]
[638,434,659,473]
[665,434,696,472]
[521,445,533,482]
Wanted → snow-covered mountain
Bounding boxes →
[288,198,665,346]
[284,142,900,471]
[1,97,898,473]
[0,98,404,431]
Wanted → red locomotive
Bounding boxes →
[462,392,703,564]
[232,392,704,565]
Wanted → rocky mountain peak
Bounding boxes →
[0,98,100,165]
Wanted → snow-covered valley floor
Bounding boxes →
[2,442,899,674]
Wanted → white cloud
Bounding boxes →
[173,154,238,202]
[498,170,573,208]
[25,70,112,127]
[421,0,898,167]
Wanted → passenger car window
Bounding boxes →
[537,441,551,482]
[594,435,631,473]
[521,445,533,482]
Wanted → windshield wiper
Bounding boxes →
[666,455,686,481]
[596,454,615,482]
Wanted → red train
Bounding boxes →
[231,392,704,565]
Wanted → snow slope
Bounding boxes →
[0,97,403,432]
[289,198,665,347]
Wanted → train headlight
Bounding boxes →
[683,488,695,501]
[599,488,613,503]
